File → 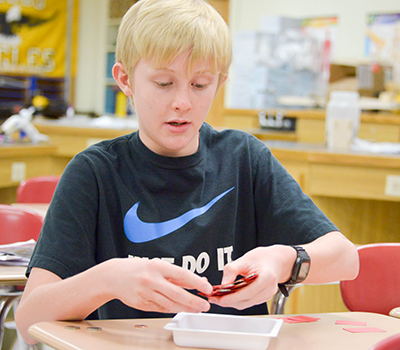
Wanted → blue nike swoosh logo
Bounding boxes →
[124,187,234,243]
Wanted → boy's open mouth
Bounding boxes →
[169,122,187,126]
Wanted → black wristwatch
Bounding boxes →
[278,246,311,297]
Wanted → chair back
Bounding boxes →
[0,204,44,244]
[340,243,400,315]
[16,176,61,203]
[369,333,400,350]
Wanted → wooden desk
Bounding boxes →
[0,265,27,347]
[34,118,137,159]
[0,143,57,203]
[223,108,400,144]
[33,118,296,162]
[264,141,400,314]
[266,141,400,201]
[265,141,400,242]
[0,266,27,286]
[28,312,400,350]
[33,117,138,176]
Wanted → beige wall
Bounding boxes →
[75,0,108,115]
[229,0,400,63]
[74,0,400,114]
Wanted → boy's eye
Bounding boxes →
[193,83,206,89]
[157,82,172,87]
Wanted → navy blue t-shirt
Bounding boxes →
[27,123,338,318]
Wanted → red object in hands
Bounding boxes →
[199,273,258,298]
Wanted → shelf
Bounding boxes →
[103,0,137,116]
[0,74,65,120]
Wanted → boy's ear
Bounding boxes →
[216,73,229,94]
[218,73,228,87]
[112,62,133,96]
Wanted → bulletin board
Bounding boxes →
[0,0,78,78]
[365,13,400,62]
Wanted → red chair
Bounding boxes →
[369,333,400,350]
[0,204,43,349]
[340,243,400,317]
[0,204,43,244]
[16,176,60,203]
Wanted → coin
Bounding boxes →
[199,273,258,298]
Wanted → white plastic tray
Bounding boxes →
[164,312,283,350]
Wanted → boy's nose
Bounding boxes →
[172,87,192,113]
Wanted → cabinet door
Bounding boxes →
[358,123,400,142]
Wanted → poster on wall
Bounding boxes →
[227,16,337,110]
[365,13,400,62]
[301,17,338,61]
[0,0,69,78]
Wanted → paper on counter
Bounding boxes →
[275,315,320,323]
[89,116,139,129]
[351,138,400,154]
[0,239,36,266]
[343,327,386,333]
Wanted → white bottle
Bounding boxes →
[325,91,360,151]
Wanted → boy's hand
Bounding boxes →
[207,246,296,310]
[105,257,213,314]
[198,273,258,297]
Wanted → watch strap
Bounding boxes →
[277,246,311,297]
[285,246,310,284]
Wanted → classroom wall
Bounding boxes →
[229,0,400,63]
[75,0,108,114]
[74,0,400,114]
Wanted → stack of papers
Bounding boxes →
[0,240,36,266]
[352,138,400,154]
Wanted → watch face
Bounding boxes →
[299,261,311,280]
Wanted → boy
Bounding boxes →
[16,0,359,344]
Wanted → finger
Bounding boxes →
[155,292,211,314]
[148,268,211,311]
[220,263,241,285]
[160,263,213,296]
[208,284,277,310]
[221,261,257,285]
[140,281,211,313]
[134,291,208,314]
[136,259,212,309]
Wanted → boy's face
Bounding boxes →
[128,50,220,157]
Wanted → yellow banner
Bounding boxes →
[0,0,68,77]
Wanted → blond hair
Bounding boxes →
[115,0,232,84]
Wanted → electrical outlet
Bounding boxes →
[385,175,400,197]
[11,162,26,182]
